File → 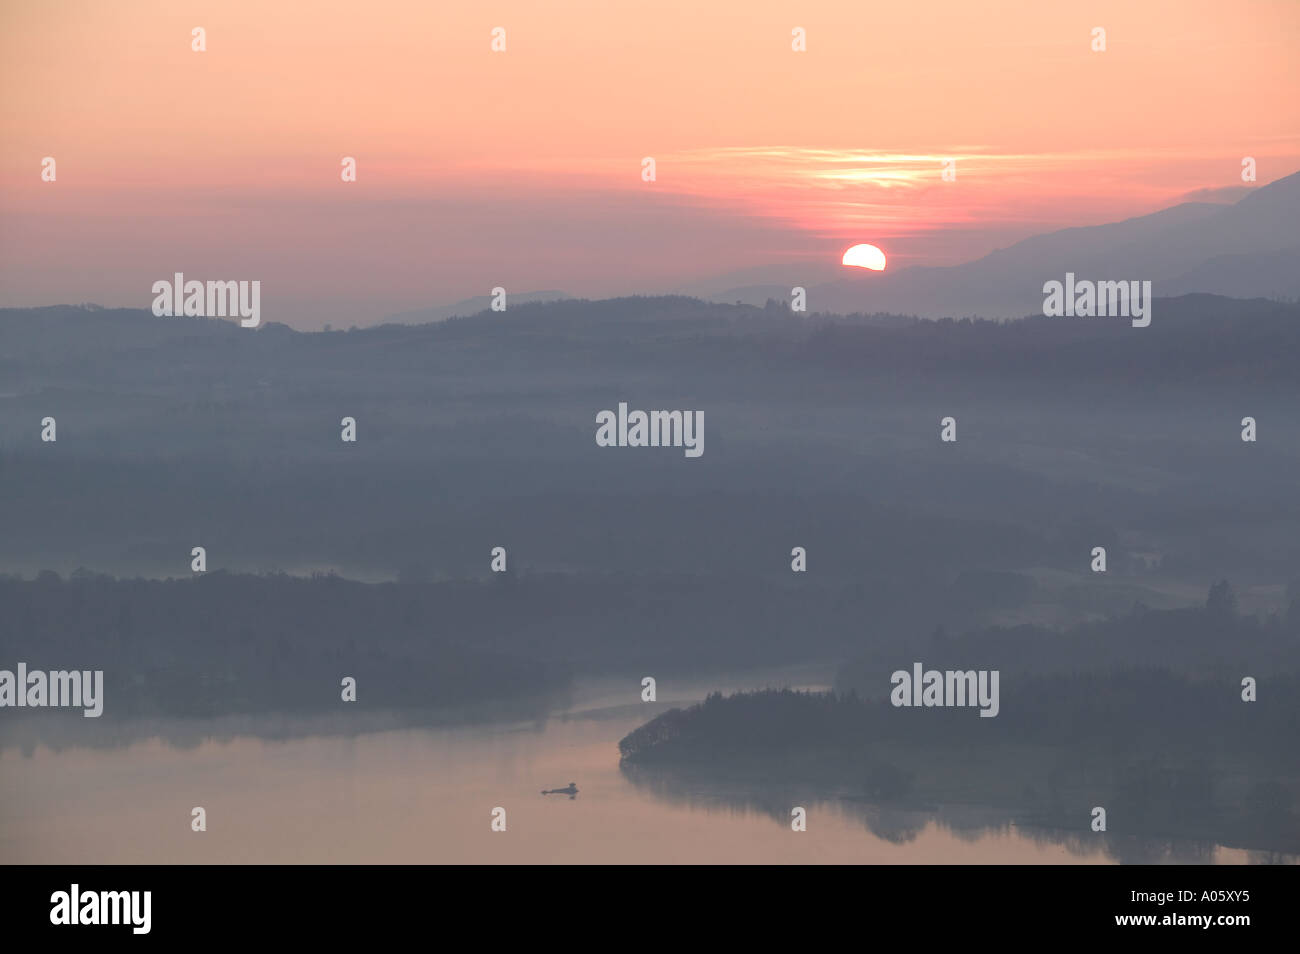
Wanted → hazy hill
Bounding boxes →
[380,290,570,325]
[709,170,1300,317]
[2,293,1297,629]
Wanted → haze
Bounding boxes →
[2,0,1298,327]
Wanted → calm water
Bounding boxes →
[0,669,1261,864]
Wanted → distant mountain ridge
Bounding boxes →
[708,170,1300,317]
[382,290,570,324]
[4,293,1298,392]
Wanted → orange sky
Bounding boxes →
[2,0,1297,326]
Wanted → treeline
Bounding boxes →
[0,565,1076,684]
[617,672,1300,852]
[619,673,1300,764]
[4,293,1299,387]
[619,584,1300,852]
[0,570,571,719]
[835,581,1300,694]
[775,294,1300,386]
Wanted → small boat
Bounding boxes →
[541,782,578,799]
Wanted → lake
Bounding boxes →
[0,668,1267,864]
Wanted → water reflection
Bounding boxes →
[0,673,1291,864]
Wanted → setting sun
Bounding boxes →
[842,243,888,271]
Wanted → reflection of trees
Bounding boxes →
[1243,781,1299,847]
[623,755,1275,861]
[858,806,926,845]
[862,759,912,801]
[1113,760,1217,832]
[1103,835,1218,865]
[938,806,1012,844]
[620,671,1300,857]
[0,696,569,754]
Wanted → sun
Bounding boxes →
[842,243,887,271]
